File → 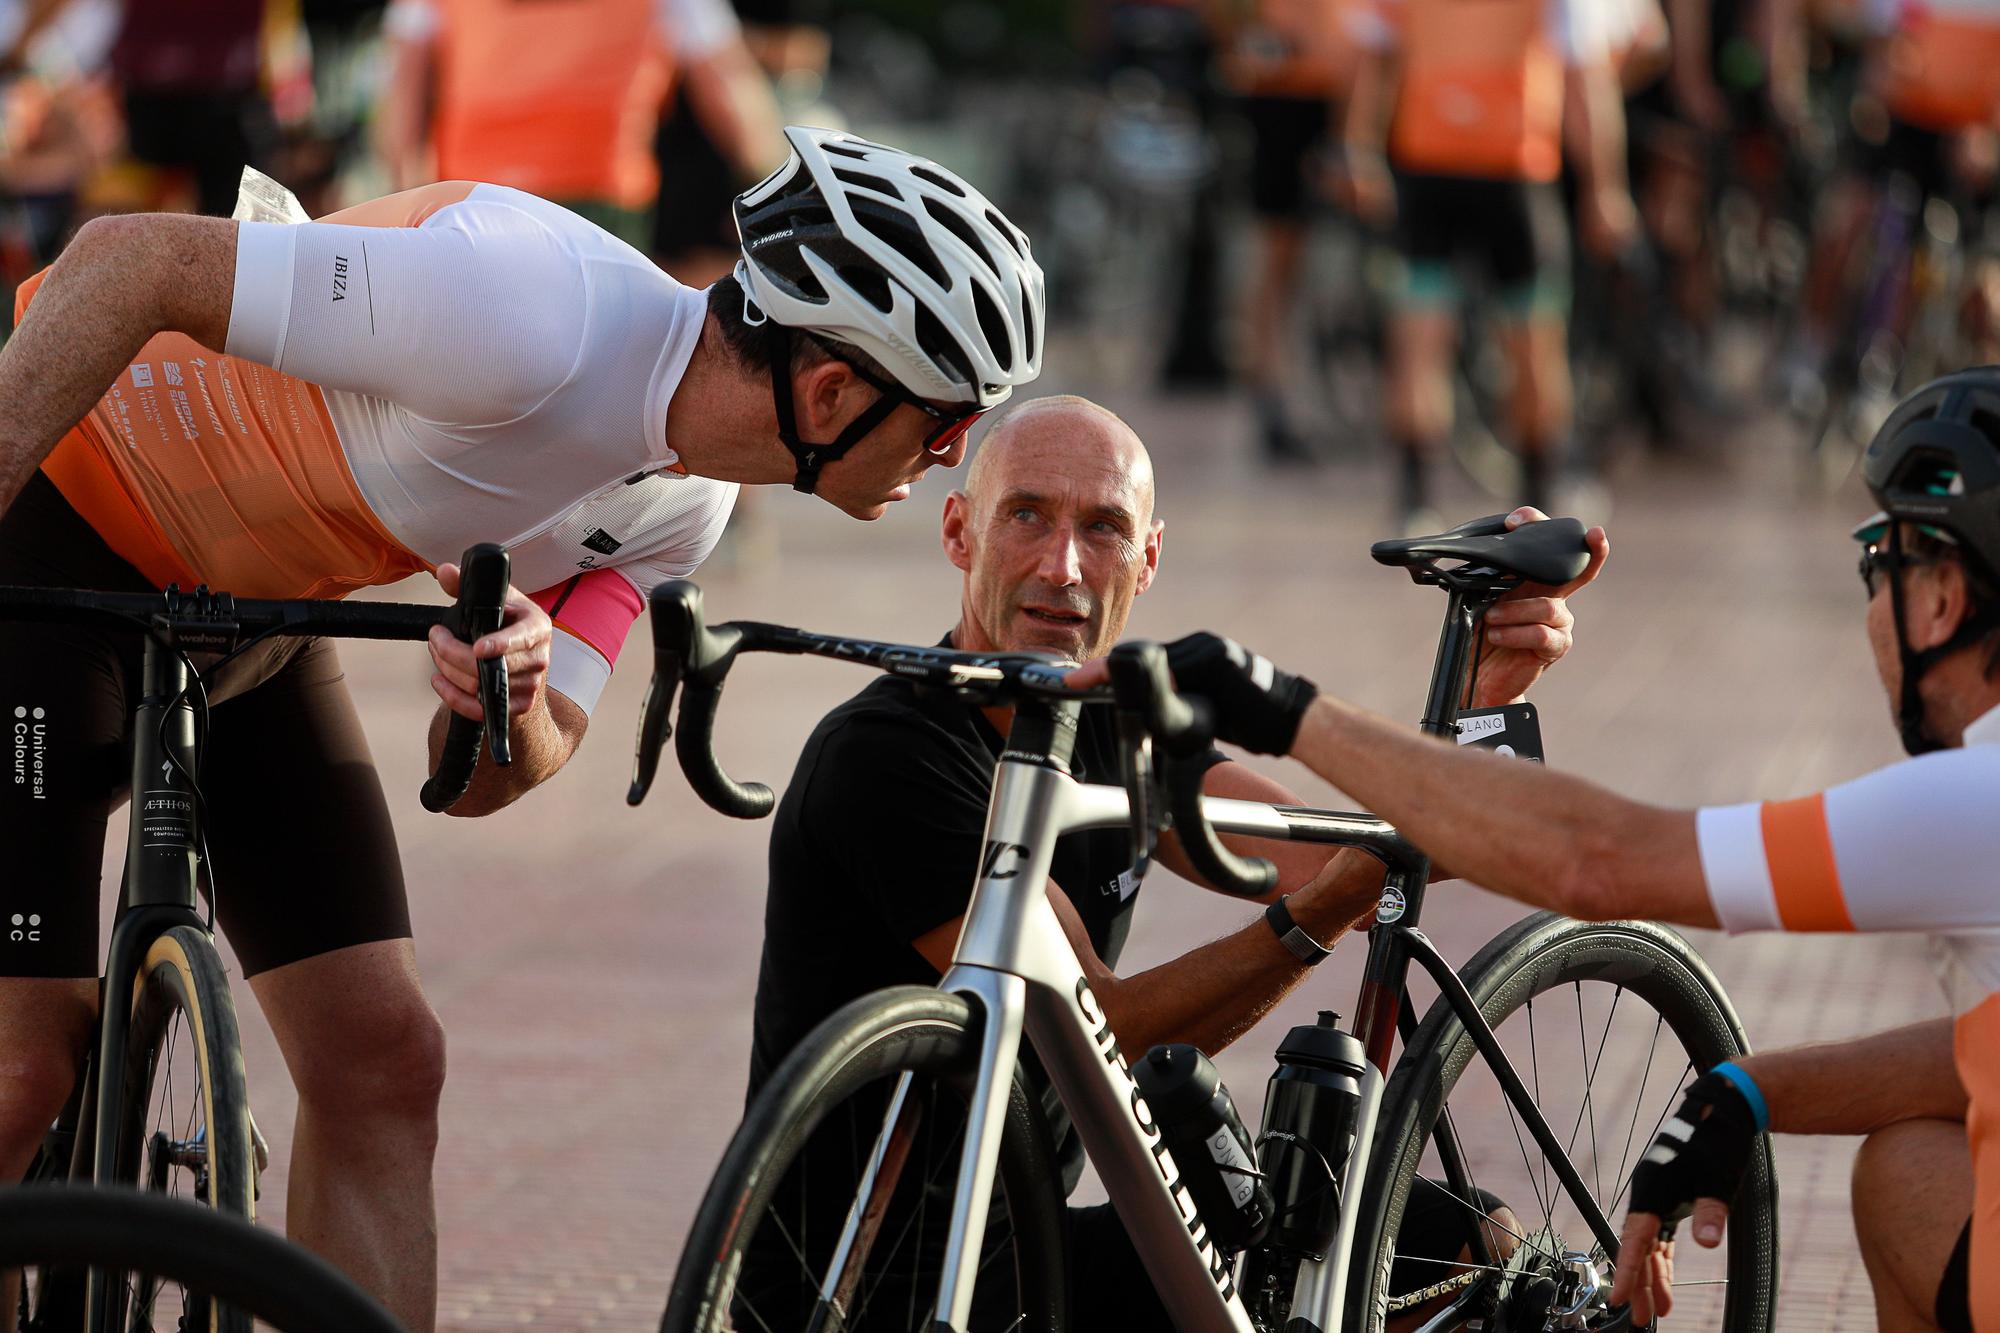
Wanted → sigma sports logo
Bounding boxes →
[1074,976,1240,1301]
[12,706,47,800]
[332,255,351,301]
[582,528,623,556]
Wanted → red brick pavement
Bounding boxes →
[142,397,1934,1330]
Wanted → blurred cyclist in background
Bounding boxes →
[1218,0,1364,465]
[377,0,773,250]
[1343,0,1636,529]
[2,0,275,218]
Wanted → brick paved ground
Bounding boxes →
[163,385,1932,1330]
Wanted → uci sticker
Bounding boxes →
[1376,887,1407,923]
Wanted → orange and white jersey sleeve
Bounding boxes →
[1355,0,1613,65]
[1696,736,2000,940]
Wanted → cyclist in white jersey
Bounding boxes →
[1079,368,2000,1331]
[0,125,1042,1330]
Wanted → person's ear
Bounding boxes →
[796,357,869,435]
[942,491,974,573]
[1913,558,1975,652]
[1134,519,1165,597]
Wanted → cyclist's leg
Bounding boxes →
[1488,179,1573,512]
[204,639,443,1333]
[1851,1118,1972,1333]
[1241,93,1330,462]
[1386,174,1462,528]
[1385,1183,1521,1332]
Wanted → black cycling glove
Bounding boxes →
[1627,1069,1763,1236]
[1163,632,1318,756]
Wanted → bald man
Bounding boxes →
[738,395,1581,1326]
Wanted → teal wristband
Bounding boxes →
[1711,1061,1770,1134]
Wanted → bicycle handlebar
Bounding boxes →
[629,580,1275,897]
[0,542,514,815]
[419,543,513,813]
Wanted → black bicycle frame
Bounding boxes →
[1345,585,1621,1261]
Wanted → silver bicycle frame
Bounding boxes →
[892,754,1385,1333]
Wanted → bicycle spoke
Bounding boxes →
[1412,1174,1532,1249]
[1614,1014,1669,1199]
[1528,995,1551,1211]
[1606,1061,1693,1218]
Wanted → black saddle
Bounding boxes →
[1371,513,1591,587]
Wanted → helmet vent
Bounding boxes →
[1019,275,1038,364]
[921,196,999,279]
[821,142,870,160]
[911,165,967,196]
[986,209,1027,258]
[832,167,900,197]
[856,209,948,287]
[971,284,1012,373]
[913,304,970,383]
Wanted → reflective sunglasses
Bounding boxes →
[1858,542,1941,599]
[842,359,987,454]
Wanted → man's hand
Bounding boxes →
[1611,1070,1759,1321]
[1467,508,1611,708]
[427,561,552,723]
[1069,633,1317,755]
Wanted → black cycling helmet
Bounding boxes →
[1859,367,2000,753]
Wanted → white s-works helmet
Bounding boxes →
[733,125,1046,410]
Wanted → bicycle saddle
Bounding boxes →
[1370,513,1591,587]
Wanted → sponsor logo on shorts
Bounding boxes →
[12,705,47,800]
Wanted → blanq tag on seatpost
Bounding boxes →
[1452,703,1544,763]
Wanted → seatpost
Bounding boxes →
[124,632,201,908]
[1417,587,1484,738]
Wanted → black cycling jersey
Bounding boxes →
[752,636,1147,1184]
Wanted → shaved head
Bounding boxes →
[942,394,1165,661]
[964,395,1156,526]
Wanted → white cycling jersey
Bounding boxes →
[26,180,736,715]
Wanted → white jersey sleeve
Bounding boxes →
[226,199,589,431]
[1548,0,1614,66]
[1696,742,2000,934]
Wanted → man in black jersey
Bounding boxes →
[749,394,1601,1326]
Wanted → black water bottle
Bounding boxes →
[1256,1011,1366,1260]
[1132,1044,1274,1253]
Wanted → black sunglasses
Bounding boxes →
[1858,542,1941,599]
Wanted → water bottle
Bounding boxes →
[1256,1011,1366,1260]
[1132,1044,1273,1253]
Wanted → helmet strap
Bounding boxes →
[1887,522,2000,754]
[766,324,900,495]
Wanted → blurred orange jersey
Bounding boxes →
[398,0,671,210]
[1369,0,1609,181]
[1222,0,1367,100]
[1876,0,2000,132]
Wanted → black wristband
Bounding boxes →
[1265,895,1332,966]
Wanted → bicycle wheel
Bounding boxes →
[1351,914,1778,1332]
[662,987,1067,1333]
[101,925,255,1333]
[0,1187,399,1333]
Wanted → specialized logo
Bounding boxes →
[8,913,39,944]
[979,841,1029,881]
[332,254,351,301]
[582,528,623,556]
[12,706,47,800]
[1074,977,1240,1301]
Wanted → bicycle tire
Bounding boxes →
[1350,914,1778,1332]
[661,986,1067,1333]
[100,925,255,1333]
[0,1187,400,1333]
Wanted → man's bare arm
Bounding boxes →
[1289,695,1715,926]
[1740,1019,1967,1133]
[0,213,236,512]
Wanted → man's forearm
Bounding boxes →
[425,696,580,817]
[0,214,235,512]
[1098,849,1382,1056]
[1289,695,1715,926]
[1740,1019,1967,1133]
